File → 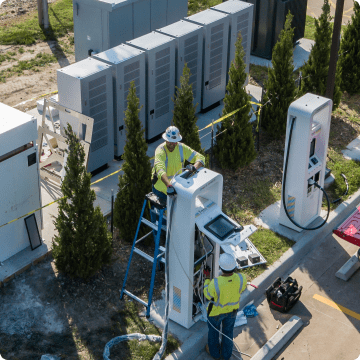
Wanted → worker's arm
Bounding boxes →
[204,279,216,301]
[183,144,205,168]
[154,146,168,185]
[240,273,247,293]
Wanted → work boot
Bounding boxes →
[205,344,220,360]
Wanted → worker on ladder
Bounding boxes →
[203,253,247,360]
[151,126,205,199]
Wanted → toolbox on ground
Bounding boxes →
[265,277,302,313]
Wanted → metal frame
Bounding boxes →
[24,213,42,250]
[38,98,94,183]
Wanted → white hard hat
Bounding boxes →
[162,126,182,142]
[219,253,237,272]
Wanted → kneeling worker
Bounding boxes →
[204,253,247,360]
[151,126,205,199]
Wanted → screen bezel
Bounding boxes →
[204,214,236,241]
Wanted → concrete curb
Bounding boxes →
[164,187,360,360]
[335,251,360,281]
[251,316,303,360]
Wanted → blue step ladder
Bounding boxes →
[120,192,167,318]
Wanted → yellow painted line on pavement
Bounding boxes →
[329,0,336,9]
[313,294,360,321]
[344,6,354,13]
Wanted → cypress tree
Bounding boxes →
[114,81,152,242]
[300,0,341,108]
[172,63,202,152]
[213,33,256,169]
[262,12,296,138]
[52,124,112,280]
[338,0,360,95]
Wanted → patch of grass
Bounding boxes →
[111,302,179,359]
[325,149,360,209]
[69,35,74,45]
[188,0,221,16]
[239,229,294,281]
[0,52,57,82]
[225,179,282,224]
[0,0,73,45]
[18,46,25,53]
[28,49,34,53]
[249,63,269,86]
[304,15,316,41]
[0,51,16,64]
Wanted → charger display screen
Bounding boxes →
[310,138,316,158]
[204,215,236,241]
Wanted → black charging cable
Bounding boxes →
[282,117,331,230]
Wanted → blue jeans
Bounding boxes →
[208,310,237,360]
[150,186,167,240]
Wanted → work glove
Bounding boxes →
[203,267,210,279]
[167,184,177,196]
[186,164,196,172]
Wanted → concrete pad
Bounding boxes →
[250,38,314,71]
[342,137,360,161]
[253,200,328,241]
[251,316,303,360]
[335,251,360,281]
[0,243,49,286]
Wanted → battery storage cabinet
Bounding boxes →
[57,58,114,173]
[0,103,42,262]
[279,93,332,232]
[156,20,203,113]
[93,45,146,158]
[185,9,229,110]
[211,0,254,85]
[127,32,176,140]
[73,0,134,61]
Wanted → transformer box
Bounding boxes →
[185,9,230,110]
[93,44,146,158]
[57,58,114,173]
[0,103,42,262]
[156,20,203,113]
[127,32,176,140]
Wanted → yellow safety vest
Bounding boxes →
[152,142,205,194]
[204,273,247,317]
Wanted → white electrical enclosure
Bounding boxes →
[184,9,229,110]
[57,58,114,172]
[279,93,332,232]
[211,0,253,85]
[93,45,146,158]
[0,103,42,262]
[127,32,176,140]
[156,20,203,113]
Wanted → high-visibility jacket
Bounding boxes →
[152,142,205,194]
[204,273,247,317]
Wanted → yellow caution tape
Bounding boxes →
[1,99,264,229]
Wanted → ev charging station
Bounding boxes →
[168,167,265,329]
[279,93,332,231]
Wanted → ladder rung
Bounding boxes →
[141,218,166,232]
[134,247,165,264]
[122,289,148,307]
[159,246,166,252]
[135,231,152,244]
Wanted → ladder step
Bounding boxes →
[134,247,165,264]
[122,289,148,307]
[141,218,166,232]
[135,231,152,244]
[159,246,166,252]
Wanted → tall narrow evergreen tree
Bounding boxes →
[52,124,112,279]
[172,63,208,165]
[213,33,256,169]
[301,0,341,108]
[114,81,152,242]
[338,0,360,95]
[262,12,296,138]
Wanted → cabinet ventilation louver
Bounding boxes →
[123,60,141,111]
[89,75,108,152]
[237,13,249,65]
[155,47,171,119]
[184,34,199,99]
[209,23,224,90]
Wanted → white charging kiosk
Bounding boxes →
[279,93,332,231]
[168,167,265,329]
